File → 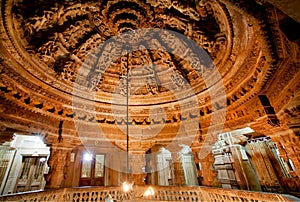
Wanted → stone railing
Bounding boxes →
[0,186,299,202]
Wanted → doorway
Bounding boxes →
[79,153,105,186]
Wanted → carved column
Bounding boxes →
[171,152,185,185]
[145,146,161,185]
[145,149,156,185]
[252,115,300,192]
[198,151,218,187]
[0,127,14,144]
[129,151,146,185]
[191,147,202,185]
[150,153,159,185]
[103,151,123,186]
[246,137,283,192]
[212,134,238,189]
[230,144,257,190]
[271,131,300,192]
[45,146,72,189]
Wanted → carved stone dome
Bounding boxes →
[0,0,299,150]
[10,0,231,101]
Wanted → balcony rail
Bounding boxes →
[0,186,299,202]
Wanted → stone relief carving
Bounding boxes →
[11,0,229,91]
[0,0,298,158]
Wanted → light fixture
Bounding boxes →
[39,157,46,162]
[107,185,154,201]
[122,181,133,192]
[144,186,154,196]
[83,153,93,161]
[123,55,130,190]
[118,48,154,200]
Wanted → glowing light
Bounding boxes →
[39,157,46,162]
[144,186,155,196]
[83,153,93,161]
[122,181,133,192]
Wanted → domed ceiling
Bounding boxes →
[1,0,297,149]
[10,0,231,102]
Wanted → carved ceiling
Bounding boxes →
[0,0,299,149]
[9,0,231,101]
